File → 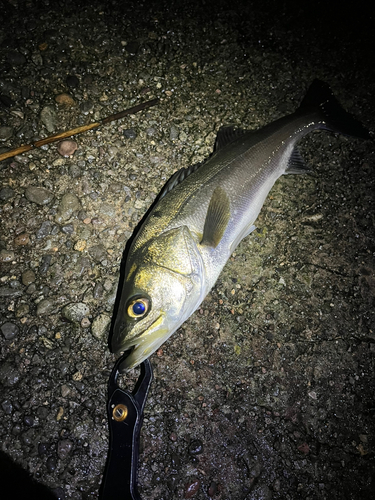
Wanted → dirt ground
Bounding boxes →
[0,1,374,499]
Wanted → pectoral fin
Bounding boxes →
[201,186,230,248]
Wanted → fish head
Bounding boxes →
[111,226,204,370]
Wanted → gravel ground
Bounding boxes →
[1,1,374,499]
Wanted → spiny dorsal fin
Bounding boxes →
[201,186,230,248]
[284,148,311,175]
[158,162,202,200]
[214,125,247,151]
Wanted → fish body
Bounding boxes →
[111,80,369,370]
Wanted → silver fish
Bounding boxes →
[111,80,369,371]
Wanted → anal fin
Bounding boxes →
[284,148,311,175]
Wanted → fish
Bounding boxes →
[111,79,370,371]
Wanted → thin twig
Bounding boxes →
[0,98,159,162]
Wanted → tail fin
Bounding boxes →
[299,80,370,139]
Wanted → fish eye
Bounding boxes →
[127,297,150,318]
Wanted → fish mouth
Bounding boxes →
[114,315,170,371]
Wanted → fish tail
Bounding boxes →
[299,79,370,139]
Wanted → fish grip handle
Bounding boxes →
[99,358,153,500]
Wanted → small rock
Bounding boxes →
[0,95,14,107]
[36,220,52,239]
[25,186,54,205]
[184,479,200,498]
[66,75,79,88]
[14,233,30,246]
[1,399,13,414]
[0,187,15,201]
[91,313,111,339]
[170,125,179,140]
[21,269,35,286]
[125,41,139,55]
[46,456,57,473]
[55,193,81,223]
[0,249,15,262]
[0,362,20,386]
[0,126,14,141]
[208,481,218,497]
[0,286,22,298]
[57,139,78,157]
[40,105,58,132]
[36,298,55,316]
[7,50,26,66]
[1,322,19,340]
[123,128,137,139]
[80,101,94,114]
[39,254,52,274]
[188,439,204,455]
[74,240,86,251]
[31,52,43,66]
[245,484,272,500]
[62,302,90,323]
[15,303,29,317]
[57,439,73,460]
[55,93,75,107]
[88,244,107,263]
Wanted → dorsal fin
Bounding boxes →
[158,162,202,200]
[214,126,247,151]
[201,186,230,248]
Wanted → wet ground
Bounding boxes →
[0,1,374,499]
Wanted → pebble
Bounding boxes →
[245,484,272,500]
[0,286,22,298]
[57,439,73,460]
[62,302,90,323]
[40,105,58,132]
[184,479,200,498]
[15,303,29,317]
[80,101,94,114]
[170,125,179,140]
[57,139,78,157]
[6,50,26,66]
[91,313,111,339]
[1,399,13,414]
[74,240,86,251]
[55,193,81,223]
[36,220,52,238]
[66,75,79,88]
[0,362,20,386]
[55,93,75,107]
[0,187,15,201]
[208,481,218,497]
[46,456,57,473]
[125,41,139,55]
[123,128,137,139]
[1,322,19,340]
[188,439,204,455]
[14,233,30,246]
[31,52,43,66]
[0,249,15,262]
[25,186,54,205]
[24,415,34,427]
[36,298,55,316]
[0,95,14,107]
[39,254,52,274]
[61,224,74,235]
[88,244,107,263]
[0,126,14,141]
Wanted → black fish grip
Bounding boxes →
[99,357,153,499]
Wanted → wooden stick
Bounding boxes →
[0,98,159,162]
